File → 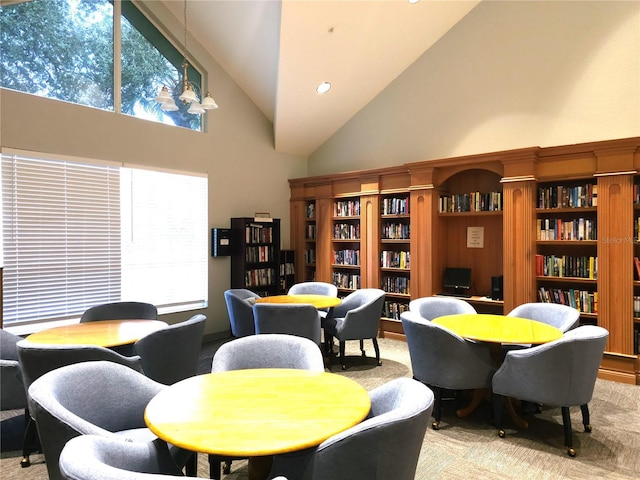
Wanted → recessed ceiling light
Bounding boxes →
[409,0,420,4]
[316,82,331,94]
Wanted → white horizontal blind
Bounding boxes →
[1,153,121,326]
[1,152,208,329]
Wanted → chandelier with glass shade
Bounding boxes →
[155,0,218,115]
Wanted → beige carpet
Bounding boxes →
[2,337,639,479]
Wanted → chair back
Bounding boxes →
[224,289,261,337]
[493,325,609,407]
[135,314,206,385]
[211,334,325,372]
[253,303,321,345]
[400,312,495,390]
[27,361,165,480]
[81,302,157,323]
[408,296,476,320]
[507,302,580,332]
[288,282,338,297]
[17,341,143,392]
[271,378,434,480]
[1,329,27,410]
[59,435,188,480]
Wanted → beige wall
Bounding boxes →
[0,2,308,338]
[309,0,640,175]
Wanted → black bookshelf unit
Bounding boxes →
[230,217,281,297]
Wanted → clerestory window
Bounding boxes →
[0,0,203,131]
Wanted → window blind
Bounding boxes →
[1,151,207,329]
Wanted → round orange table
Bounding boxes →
[24,319,167,347]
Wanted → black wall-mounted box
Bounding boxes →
[211,228,231,257]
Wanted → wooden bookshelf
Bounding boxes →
[289,136,640,384]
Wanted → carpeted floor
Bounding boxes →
[1,337,639,479]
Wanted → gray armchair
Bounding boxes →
[134,314,206,385]
[209,334,324,478]
[16,340,144,469]
[400,311,496,429]
[224,288,261,337]
[492,325,609,457]
[323,288,385,370]
[80,301,158,322]
[269,377,434,480]
[288,282,338,318]
[27,361,194,480]
[253,303,321,345]
[507,302,580,332]
[1,330,28,411]
[408,296,477,320]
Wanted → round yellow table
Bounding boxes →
[24,319,167,347]
[432,313,563,345]
[255,294,341,309]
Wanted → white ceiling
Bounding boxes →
[161,0,481,157]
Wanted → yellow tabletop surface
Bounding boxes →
[24,319,167,347]
[255,294,341,309]
[432,313,563,345]
[144,368,371,457]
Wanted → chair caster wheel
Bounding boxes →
[584,424,592,433]
[377,360,382,366]
[341,364,346,370]
[567,447,576,457]
[361,351,366,357]
[431,421,440,430]
[498,429,506,438]
[223,462,231,474]
[20,456,31,468]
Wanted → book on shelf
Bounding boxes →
[635,257,640,281]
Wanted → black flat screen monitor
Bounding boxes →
[443,267,472,294]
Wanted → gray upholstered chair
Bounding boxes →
[492,325,609,457]
[80,301,158,322]
[322,288,385,370]
[400,311,496,429]
[224,288,261,337]
[134,314,206,385]
[507,302,580,332]
[269,377,434,480]
[1,330,31,467]
[59,435,291,480]
[16,341,144,469]
[209,334,324,478]
[253,303,322,345]
[27,361,193,480]
[408,296,477,320]
[1,330,28,411]
[288,282,338,318]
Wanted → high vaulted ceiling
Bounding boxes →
[161,0,481,157]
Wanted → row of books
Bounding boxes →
[332,272,361,290]
[381,275,410,295]
[334,200,360,217]
[279,262,294,276]
[306,203,315,219]
[244,268,276,287]
[634,217,640,242]
[245,246,274,263]
[381,197,409,215]
[380,251,410,269]
[634,327,640,355]
[537,183,597,209]
[245,225,274,244]
[438,191,502,213]
[333,223,360,240]
[333,249,360,266]
[536,218,597,241]
[304,249,315,264]
[382,301,409,320]
[381,222,410,240]
[305,224,316,240]
[537,286,597,313]
[535,254,597,279]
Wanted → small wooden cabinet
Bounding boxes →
[230,217,281,297]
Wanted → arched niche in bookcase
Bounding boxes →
[434,168,504,300]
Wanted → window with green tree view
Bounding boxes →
[0,0,203,130]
